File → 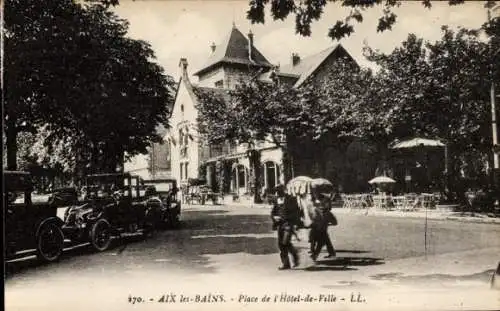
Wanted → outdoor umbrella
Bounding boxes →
[286,176,313,196]
[390,137,448,192]
[390,138,445,149]
[368,176,396,184]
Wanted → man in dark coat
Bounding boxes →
[309,192,336,261]
[271,184,301,270]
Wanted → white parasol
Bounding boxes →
[368,176,396,184]
[391,138,445,149]
[286,176,313,196]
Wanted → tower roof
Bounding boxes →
[193,26,273,76]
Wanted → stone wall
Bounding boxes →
[197,67,225,88]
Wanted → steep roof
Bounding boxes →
[193,26,273,76]
[278,44,357,87]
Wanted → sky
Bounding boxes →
[112,0,496,82]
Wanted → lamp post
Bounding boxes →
[488,4,500,208]
[492,78,498,187]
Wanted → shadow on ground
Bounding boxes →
[6,210,276,277]
[6,209,385,277]
[5,235,142,278]
[336,249,371,254]
[302,256,385,272]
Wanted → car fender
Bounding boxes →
[36,217,64,238]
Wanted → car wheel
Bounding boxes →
[90,219,112,252]
[36,222,64,262]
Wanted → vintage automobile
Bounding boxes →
[62,173,156,252]
[142,179,181,228]
[47,187,79,207]
[4,171,65,262]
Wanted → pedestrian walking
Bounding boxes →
[308,227,335,257]
[271,184,301,270]
[309,192,337,261]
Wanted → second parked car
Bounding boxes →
[62,173,156,252]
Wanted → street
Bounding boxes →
[5,205,500,311]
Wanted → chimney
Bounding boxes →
[179,58,188,79]
[292,53,300,66]
[210,42,216,53]
[248,30,254,62]
[270,65,280,83]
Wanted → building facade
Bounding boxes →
[163,25,368,198]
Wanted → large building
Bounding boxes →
[161,25,365,198]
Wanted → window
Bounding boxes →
[185,163,188,180]
[264,161,280,190]
[238,166,246,188]
[179,128,189,158]
[180,163,184,180]
[166,141,172,170]
[214,80,223,88]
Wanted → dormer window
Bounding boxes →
[215,80,223,88]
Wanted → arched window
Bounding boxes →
[231,164,249,194]
[263,161,280,191]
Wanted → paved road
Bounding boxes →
[5,205,500,311]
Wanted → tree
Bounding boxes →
[195,81,300,201]
[246,0,497,40]
[426,26,497,199]
[361,34,436,143]
[360,25,498,200]
[3,0,175,172]
[195,57,366,189]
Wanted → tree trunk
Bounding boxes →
[90,143,100,174]
[106,143,123,173]
[282,133,299,184]
[281,147,293,184]
[247,149,263,204]
[215,160,225,194]
[6,119,18,171]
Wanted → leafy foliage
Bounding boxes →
[196,18,500,200]
[246,0,497,40]
[4,0,175,172]
[195,57,365,187]
[361,25,499,198]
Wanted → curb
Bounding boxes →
[333,208,500,224]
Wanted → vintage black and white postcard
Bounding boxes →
[3,0,500,310]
